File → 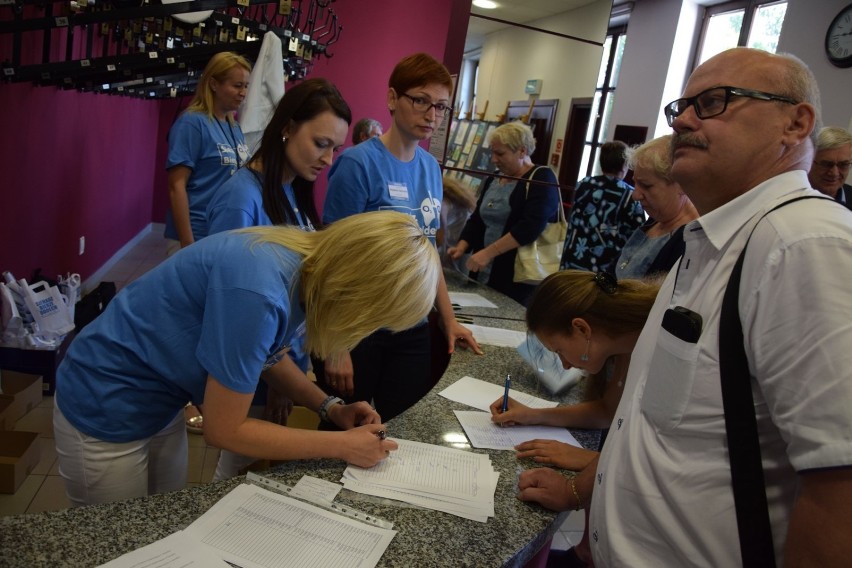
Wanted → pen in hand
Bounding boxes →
[502,374,511,413]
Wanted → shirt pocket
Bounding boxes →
[640,327,700,431]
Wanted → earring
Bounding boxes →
[282,136,287,143]
[580,339,590,362]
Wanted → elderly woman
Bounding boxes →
[615,134,699,280]
[448,121,560,305]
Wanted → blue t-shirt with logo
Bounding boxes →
[323,136,443,243]
[165,111,249,241]
[56,231,305,442]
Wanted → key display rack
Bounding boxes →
[0,0,342,97]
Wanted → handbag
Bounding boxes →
[513,167,567,284]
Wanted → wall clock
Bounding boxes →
[826,3,852,68]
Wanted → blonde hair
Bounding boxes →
[442,176,476,211]
[487,121,536,154]
[626,135,673,183]
[186,51,252,124]
[527,270,660,338]
[242,211,440,359]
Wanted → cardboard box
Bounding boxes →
[0,331,74,395]
[0,371,43,427]
[0,431,40,494]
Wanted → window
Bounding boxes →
[694,1,788,68]
[577,25,627,181]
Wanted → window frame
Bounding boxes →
[690,0,788,72]
[579,24,627,180]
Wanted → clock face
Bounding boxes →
[826,4,852,67]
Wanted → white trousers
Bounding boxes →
[53,399,187,507]
[212,404,265,482]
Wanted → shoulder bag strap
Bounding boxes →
[720,195,830,568]
[523,166,565,223]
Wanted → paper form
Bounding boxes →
[342,439,498,522]
[439,375,559,412]
[184,483,396,568]
[453,410,582,450]
[95,532,232,567]
[448,291,498,308]
[465,324,526,347]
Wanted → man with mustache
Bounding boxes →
[581,48,852,566]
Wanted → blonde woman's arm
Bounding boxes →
[167,166,195,248]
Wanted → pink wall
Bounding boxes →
[2,1,471,283]
[151,0,471,222]
[0,83,160,282]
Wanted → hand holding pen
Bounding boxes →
[342,424,397,468]
[489,388,535,427]
[502,374,511,413]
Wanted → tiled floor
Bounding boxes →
[0,226,586,553]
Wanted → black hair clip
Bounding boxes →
[594,271,618,294]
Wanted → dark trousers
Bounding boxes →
[313,323,432,423]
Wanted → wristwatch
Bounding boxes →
[318,395,344,422]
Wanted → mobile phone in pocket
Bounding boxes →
[661,306,703,343]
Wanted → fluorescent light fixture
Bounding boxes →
[473,0,498,9]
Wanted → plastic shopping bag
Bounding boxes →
[517,334,585,396]
[21,279,75,338]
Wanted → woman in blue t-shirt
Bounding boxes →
[319,53,481,422]
[53,211,439,507]
[206,78,351,481]
[207,78,351,233]
[165,51,252,250]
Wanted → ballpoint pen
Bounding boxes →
[502,374,511,413]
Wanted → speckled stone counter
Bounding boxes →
[0,276,597,568]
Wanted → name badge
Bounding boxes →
[388,182,409,201]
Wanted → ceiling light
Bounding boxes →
[473,0,498,9]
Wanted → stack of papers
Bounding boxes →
[98,483,396,568]
[342,438,498,523]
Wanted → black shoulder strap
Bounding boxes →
[720,195,830,568]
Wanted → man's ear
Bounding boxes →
[783,102,816,147]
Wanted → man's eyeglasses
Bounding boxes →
[400,93,452,117]
[813,160,852,171]
[663,86,798,127]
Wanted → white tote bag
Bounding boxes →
[513,167,568,284]
[22,280,75,338]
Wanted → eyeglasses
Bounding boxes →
[663,86,798,127]
[400,93,452,117]
[813,160,852,171]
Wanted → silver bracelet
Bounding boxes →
[318,395,344,422]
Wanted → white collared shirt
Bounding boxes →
[590,170,852,567]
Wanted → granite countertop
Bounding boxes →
[0,276,598,568]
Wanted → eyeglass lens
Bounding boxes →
[404,93,450,116]
[815,160,852,170]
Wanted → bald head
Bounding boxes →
[668,48,820,214]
